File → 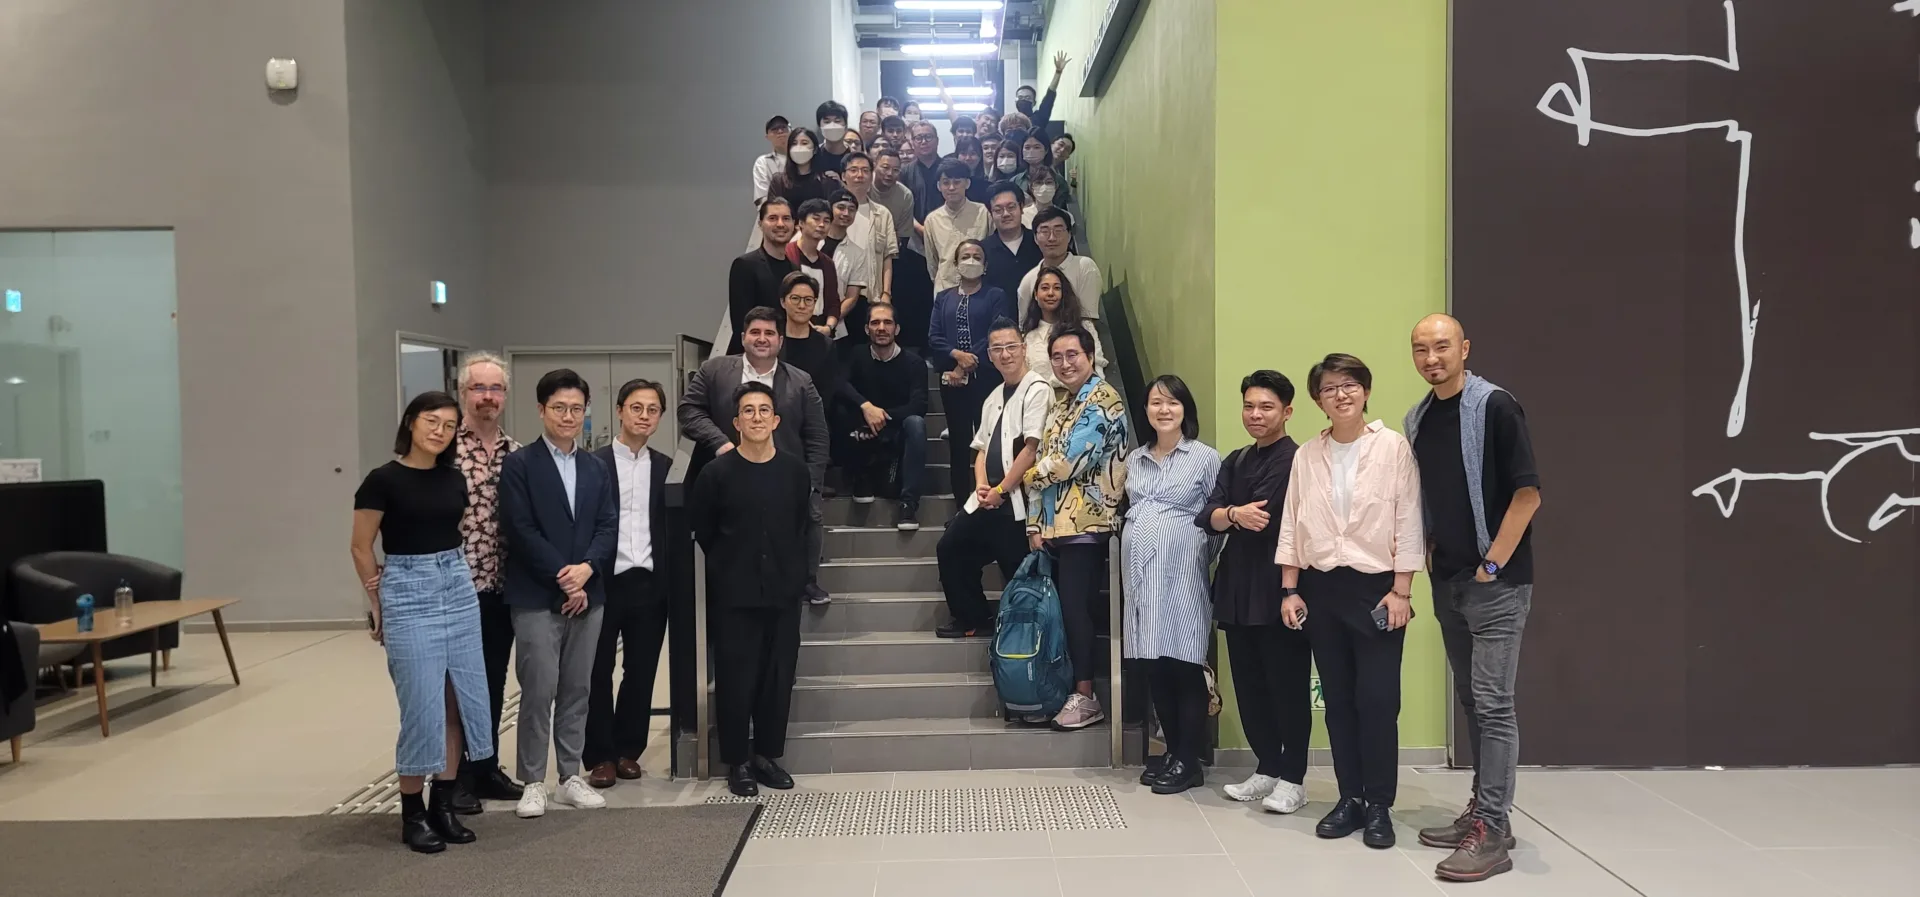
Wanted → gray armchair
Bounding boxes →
[9,552,184,665]
[2,620,37,762]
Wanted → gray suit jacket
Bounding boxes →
[677,355,830,488]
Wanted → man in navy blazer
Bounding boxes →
[499,369,617,817]
[583,378,674,788]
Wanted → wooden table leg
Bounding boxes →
[150,629,159,688]
[163,649,171,671]
[91,642,109,737]
[8,735,18,763]
[211,609,240,685]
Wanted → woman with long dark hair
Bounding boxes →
[1122,375,1222,794]
[350,391,495,853]
[766,127,834,211]
[1020,266,1105,388]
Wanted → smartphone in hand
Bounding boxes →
[1370,604,1390,631]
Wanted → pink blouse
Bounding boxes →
[1274,420,1424,574]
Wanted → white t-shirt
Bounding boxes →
[1329,436,1360,523]
[1016,254,1103,320]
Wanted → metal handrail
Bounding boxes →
[1107,520,1125,767]
[669,334,714,780]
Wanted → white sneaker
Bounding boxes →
[1261,780,1308,814]
[555,774,607,809]
[515,781,548,818]
[1224,772,1279,802]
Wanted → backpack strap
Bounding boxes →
[1014,547,1052,580]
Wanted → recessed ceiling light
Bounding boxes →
[895,1,1003,11]
[907,86,994,97]
[913,67,975,77]
[900,42,998,58]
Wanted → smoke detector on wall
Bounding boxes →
[265,58,298,91]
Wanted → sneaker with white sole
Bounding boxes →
[1224,772,1279,802]
[555,774,606,809]
[515,782,548,818]
[1261,780,1308,814]
[1051,693,1106,730]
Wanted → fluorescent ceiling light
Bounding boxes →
[980,15,998,39]
[907,85,994,97]
[912,67,974,77]
[900,42,998,57]
[895,1,1003,10]
[917,102,988,113]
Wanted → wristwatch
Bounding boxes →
[1281,587,1299,597]
[1481,558,1501,577]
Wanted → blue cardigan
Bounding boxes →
[928,284,1019,374]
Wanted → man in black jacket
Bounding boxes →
[679,307,833,603]
[725,198,797,354]
[982,181,1041,299]
[689,382,812,798]
[584,379,672,789]
[839,304,929,529]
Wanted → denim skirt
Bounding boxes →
[381,549,495,776]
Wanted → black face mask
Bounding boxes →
[1015,98,1034,115]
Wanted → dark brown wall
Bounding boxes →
[1452,0,1919,766]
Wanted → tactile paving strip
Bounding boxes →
[706,785,1127,838]
[327,690,524,816]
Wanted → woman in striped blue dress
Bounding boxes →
[1122,374,1222,795]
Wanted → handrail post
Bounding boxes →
[693,543,710,780]
[1108,524,1124,768]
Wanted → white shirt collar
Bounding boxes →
[543,435,578,458]
[870,342,902,362]
[612,439,650,461]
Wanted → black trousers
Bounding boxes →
[893,249,934,351]
[937,504,1027,627]
[1052,538,1107,684]
[1221,622,1313,783]
[1147,656,1210,765]
[939,381,991,500]
[584,568,667,768]
[713,602,801,766]
[1302,566,1405,806]
[466,589,514,767]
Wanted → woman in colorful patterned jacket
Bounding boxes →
[1024,323,1128,731]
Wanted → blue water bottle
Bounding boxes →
[76,593,95,633]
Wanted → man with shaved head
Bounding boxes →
[1404,314,1542,883]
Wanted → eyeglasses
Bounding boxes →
[987,344,1022,356]
[545,404,588,418]
[465,384,506,395]
[786,294,818,305]
[1049,350,1086,364]
[1316,382,1364,399]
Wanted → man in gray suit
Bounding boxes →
[679,306,833,603]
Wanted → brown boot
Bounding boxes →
[1418,797,1479,848]
[587,761,618,789]
[1435,819,1514,882]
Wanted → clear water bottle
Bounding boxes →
[115,580,134,626]
[76,594,95,633]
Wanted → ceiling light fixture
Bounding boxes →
[917,102,989,113]
[5,377,24,386]
[980,14,998,39]
[899,42,998,57]
[907,85,994,97]
[895,1,1003,11]
[912,67,975,77]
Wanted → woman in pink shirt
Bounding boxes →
[1273,353,1423,850]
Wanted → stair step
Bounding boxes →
[823,525,946,559]
[926,439,951,465]
[798,628,992,676]
[818,554,1004,593]
[822,495,957,526]
[779,717,1112,773]
[801,590,1000,634]
[789,671,998,722]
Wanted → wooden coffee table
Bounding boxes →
[37,598,241,737]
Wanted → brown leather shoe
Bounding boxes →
[1419,798,1517,850]
[587,761,618,789]
[615,757,643,780]
[1435,819,1515,882]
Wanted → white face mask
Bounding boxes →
[1032,184,1057,205]
[996,157,1018,174]
[904,113,922,123]
[821,123,848,142]
[957,258,986,280]
[789,145,815,165]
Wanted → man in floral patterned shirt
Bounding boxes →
[453,352,526,809]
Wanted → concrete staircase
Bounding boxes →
[776,367,1112,774]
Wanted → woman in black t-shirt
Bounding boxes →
[350,391,494,854]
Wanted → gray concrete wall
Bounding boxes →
[0,0,361,623]
[483,0,838,346]
[346,0,491,476]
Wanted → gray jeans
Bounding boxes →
[512,604,605,785]
[1431,575,1532,832]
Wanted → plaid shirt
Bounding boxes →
[456,425,519,593]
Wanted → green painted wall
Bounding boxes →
[1212,0,1451,749]
[1037,0,1217,439]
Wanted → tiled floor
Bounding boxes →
[1,630,1914,897]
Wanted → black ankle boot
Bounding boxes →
[448,769,482,816]
[427,781,477,844]
[400,792,446,854]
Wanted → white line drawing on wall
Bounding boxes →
[1896,0,1920,18]
[1692,429,1920,543]
[1536,0,1758,438]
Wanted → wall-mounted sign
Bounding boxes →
[1078,0,1143,97]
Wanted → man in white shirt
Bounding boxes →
[839,152,898,344]
[746,115,791,251]
[1016,207,1102,320]
[924,159,991,293]
[585,379,672,789]
[823,189,872,341]
[934,319,1050,638]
